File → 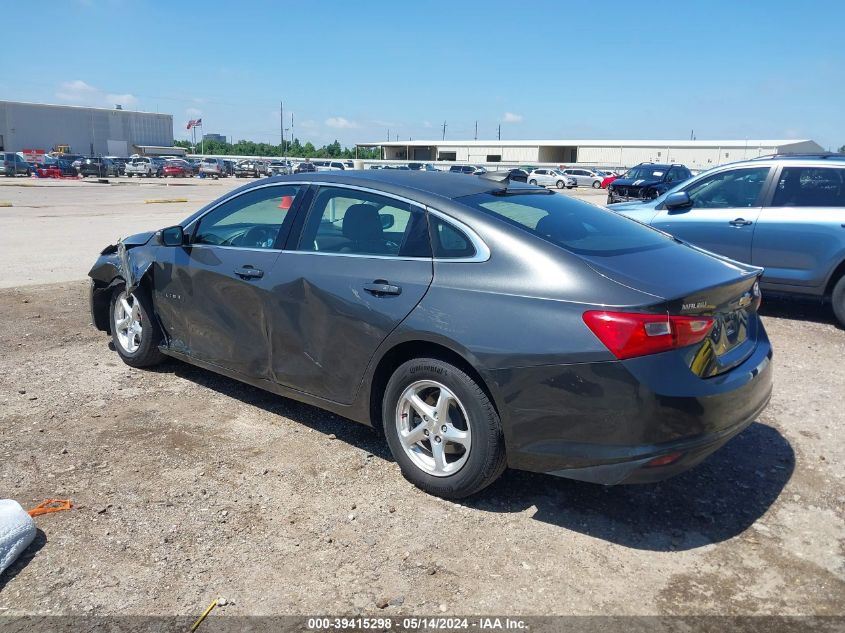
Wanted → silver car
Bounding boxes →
[199,157,227,179]
[609,154,845,325]
[527,168,576,189]
[561,168,605,188]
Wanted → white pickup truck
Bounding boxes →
[125,157,155,177]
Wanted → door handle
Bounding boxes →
[363,280,402,296]
[234,265,264,279]
[728,218,753,227]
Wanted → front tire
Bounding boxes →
[832,274,845,327]
[592,180,601,189]
[528,179,537,185]
[109,286,165,368]
[556,180,565,189]
[383,358,506,499]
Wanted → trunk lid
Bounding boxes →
[582,241,762,377]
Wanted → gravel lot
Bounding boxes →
[0,179,842,618]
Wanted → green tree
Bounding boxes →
[839,145,845,154]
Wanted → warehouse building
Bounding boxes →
[357,138,824,169]
[0,100,174,157]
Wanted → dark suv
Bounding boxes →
[3,152,32,177]
[607,163,692,203]
[78,157,116,178]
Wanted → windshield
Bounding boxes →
[459,191,671,256]
[623,166,668,180]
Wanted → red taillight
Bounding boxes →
[583,311,715,360]
[645,451,684,468]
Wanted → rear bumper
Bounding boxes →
[493,328,773,485]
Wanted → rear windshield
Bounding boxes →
[459,191,672,256]
[202,158,216,163]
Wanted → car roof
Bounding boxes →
[257,170,505,202]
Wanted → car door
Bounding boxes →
[649,166,772,263]
[752,165,845,290]
[152,183,305,378]
[262,184,434,404]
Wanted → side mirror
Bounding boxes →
[664,191,692,212]
[380,214,395,230]
[160,225,185,246]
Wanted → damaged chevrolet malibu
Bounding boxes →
[88,171,772,498]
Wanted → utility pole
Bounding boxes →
[474,121,477,140]
[387,129,390,142]
[442,120,447,141]
[497,124,501,140]
[280,101,284,153]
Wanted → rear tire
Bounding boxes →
[109,286,165,368]
[382,358,506,499]
[528,179,537,185]
[832,274,845,327]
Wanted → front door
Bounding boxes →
[650,166,772,264]
[154,183,304,379]
[264,185,434,404]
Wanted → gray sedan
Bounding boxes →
[88,171,771,498]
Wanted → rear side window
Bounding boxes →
[460,191,671,256]
[770,167,845,207]
[430,216,476,258]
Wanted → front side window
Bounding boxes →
[682,167,770,209]
[193,184,301,249]
[770,167,845,207]
[299,187,430,257]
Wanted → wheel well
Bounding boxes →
[824,259,845,296]
[368,341,499,432]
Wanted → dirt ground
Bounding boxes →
[1,286,843,618]
[0,180,843,619]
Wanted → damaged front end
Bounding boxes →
[88,231,157,332]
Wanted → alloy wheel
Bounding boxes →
[113,290,143,354]
[395,380,472,477]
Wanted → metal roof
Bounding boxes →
[0,99,171,117]
[357,139,815,148]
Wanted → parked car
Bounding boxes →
[78,157,116,178]
[88,170,771,499]
[125,156,156,178]
[601,174,619,189]
[294,161,317,174]
[606,163,693,203]
[105,157,128,176]
[504,168,529,182]
[408,163,438,171]
[199,157,227,179]
[162,159,193,178]
[449,165,485,175]
[608,154,845,325]
[267,160,292,176]
[314,160,347,172]
[40,156,76,176]
[2,152,32,176]
[560,168,607,189]
[527,168,576,189]
[235,159,268,178]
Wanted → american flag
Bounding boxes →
[186,118,203,129]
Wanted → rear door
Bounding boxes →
[153,183,304,378]
[650,166,772,263]
[752,165,845,290]
[263,184,434,403]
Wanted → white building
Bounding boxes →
[0,100,173,157]
[357,138,824,169]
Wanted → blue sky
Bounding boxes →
[3,0,844,149]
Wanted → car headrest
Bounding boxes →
[342,204,383,242]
